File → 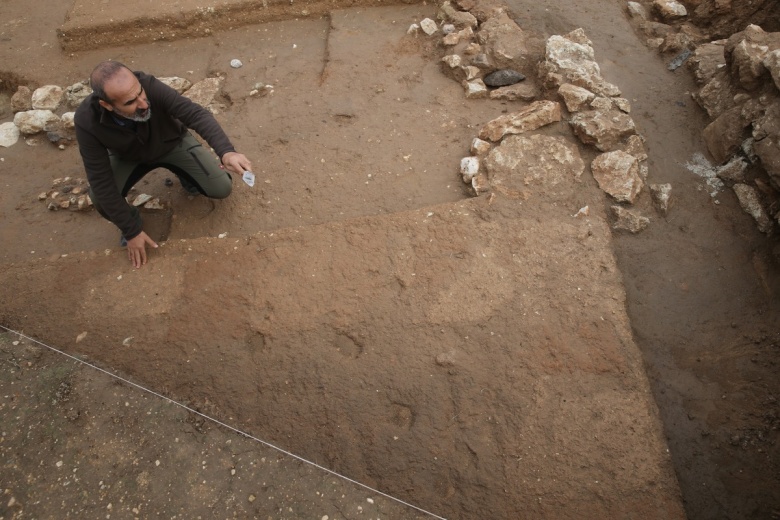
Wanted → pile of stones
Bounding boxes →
[413,0,669,233]
[627,0,780,234]
[39,176,93,212]
[0,81,90,149]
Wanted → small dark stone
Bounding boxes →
[483,69,526,87]
[164,178,174,187]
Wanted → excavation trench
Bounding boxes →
[3,0,779,518]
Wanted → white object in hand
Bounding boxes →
[242,170,255,187]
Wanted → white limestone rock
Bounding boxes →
[650,183,672,215]
[463,79,488,99]
[570,108,637,151]
[731,36,770,91]
[479,100,562,142]
[627,1,647,20]
[471,138,491,156]
[442,54,462,69]
[558,83,595,112]
[733,183,772,233]
[31,85,64,111]
[460,156,480,182]
[623,134,648,162]
[64,82,92,108]
[613,97,631,113]
[541,28,621,97]
[443,32,461,46]
[476,11,531,71]
[182,76,225,114]
[485,134,584,197]
[463,66,481,80]
[489,83,538,101]
[612,206,650,233]
[464,42,481,56]
[13,110,60,135]
[0,122,21,147]
[458,27,474,41]
[420,18,438,35]
[652,0,687,21]
[61,112,76,129]
[158,76,193,94]
[471,173,490,194]
[132,193,153,207]
[716,156,748,183]
[438,2,478,29]
[591,150,644,203]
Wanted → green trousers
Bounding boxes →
[90,132,233,227]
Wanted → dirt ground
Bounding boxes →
[0,0,778,519]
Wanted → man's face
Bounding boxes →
[98,67,151,122]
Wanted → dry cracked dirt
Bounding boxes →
[1,0,779,519]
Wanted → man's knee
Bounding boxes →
[206,176,232,199]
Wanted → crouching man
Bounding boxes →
[75,60,252,268]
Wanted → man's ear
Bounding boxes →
[98,99,114,112]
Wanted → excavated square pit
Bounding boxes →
[0,2,686,519]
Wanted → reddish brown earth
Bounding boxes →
[0,0,778,519]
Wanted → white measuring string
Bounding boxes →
[0,325,447,520]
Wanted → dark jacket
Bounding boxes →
[75,71,235,240]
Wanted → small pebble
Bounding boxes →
[230,59,243,68]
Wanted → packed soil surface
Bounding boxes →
[0,0,778,519]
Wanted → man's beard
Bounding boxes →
[128,107,152,122]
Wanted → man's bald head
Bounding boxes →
[89,61,151,122]
[90,61,131,103]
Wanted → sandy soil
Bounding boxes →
[0,332,422,519]
[0,0,778,519]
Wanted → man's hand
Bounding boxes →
[126,231,159,268]
[221,151,253,175]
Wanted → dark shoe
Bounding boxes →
[179,176,201,195]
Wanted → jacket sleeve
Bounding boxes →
[74,113,143,240]
[145,74,237,159]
